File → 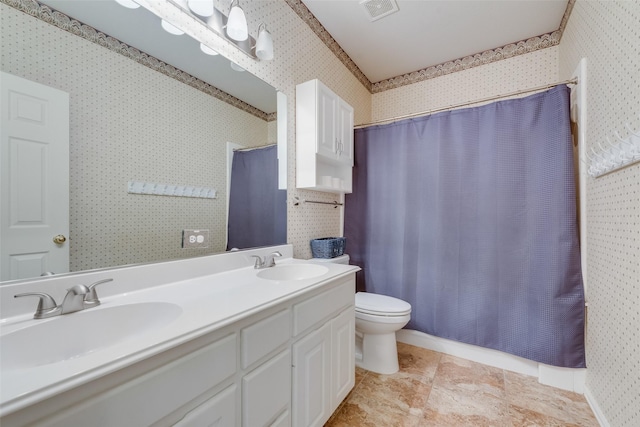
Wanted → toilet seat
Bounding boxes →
[355,292,412,316]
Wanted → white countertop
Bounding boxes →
[0,255,358,416]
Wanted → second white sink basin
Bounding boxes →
[257,264,329,281]
[1,302,182,372]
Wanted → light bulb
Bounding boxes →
[230,62,245,72]
[255,24,274,61]
[161,20,185,35]
[115,0,140,9]
[226,0,248,41]
[200,43,219,56]
[188,0,214,17]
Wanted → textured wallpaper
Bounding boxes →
[1,0,374,267]
[4,1,638,424]
[2,4,269,272]
[202,0,373,259]
[559,1,640,426]
[372,47,559,123]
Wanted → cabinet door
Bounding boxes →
[292,322,332,427]
[316,83,337,160]
[331,307,355,409]
[243,350,291,427]
[336,99,354,165]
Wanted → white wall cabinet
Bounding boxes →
[2,276,355,427]
[296,79,354,194]
[337,99,354,163]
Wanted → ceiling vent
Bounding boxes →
[360,0,399,22]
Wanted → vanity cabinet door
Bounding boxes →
[292,322,332,427]
[331,306,355,409]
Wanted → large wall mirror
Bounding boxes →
[0,0,287,283]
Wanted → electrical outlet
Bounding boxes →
[182,229,209,249]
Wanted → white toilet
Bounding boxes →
[310,254,412,375]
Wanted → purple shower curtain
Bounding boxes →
[345,85,585,368]
[227,145,286,250]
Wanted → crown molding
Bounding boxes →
[287,0,576,94]
[1,0,272,121]
[283,0,372,92]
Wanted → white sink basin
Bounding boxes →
[1,302,182,371]
[256,264,329,281]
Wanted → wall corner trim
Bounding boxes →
[584,386,611,427]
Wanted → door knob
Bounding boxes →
[53,234,67,244]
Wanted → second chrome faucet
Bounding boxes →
[14,278,113,319]
[251,251,282,269]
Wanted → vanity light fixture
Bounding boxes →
[255,23,274,61]
[115,0,140,9]
[226,0,248,41]
[161,19,185,35]
[200,43,219,56]
[187,0,214,17]
[162,0,275,60]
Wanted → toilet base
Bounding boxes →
[356,332,400,374]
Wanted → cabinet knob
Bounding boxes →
[53,234,67,244]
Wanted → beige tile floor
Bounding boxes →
[325,342,598,427]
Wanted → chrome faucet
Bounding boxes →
[83,278,113,308]
[251,251,282,269]
[59,284,91,314]
[14,278,113,319]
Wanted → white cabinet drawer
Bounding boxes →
[293,279,353,336]
[174,384,237,427]
[241,309,290,369]
[242,350,291,427]
[43,334,237,427]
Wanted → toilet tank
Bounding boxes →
[309,254,350,264]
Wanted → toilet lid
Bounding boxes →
[355,292,412,316]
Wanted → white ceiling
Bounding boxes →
[34,0,569,106]
[301,0,569,83]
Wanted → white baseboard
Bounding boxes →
[396,329,585,393]
[584,386,609,427]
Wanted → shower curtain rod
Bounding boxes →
[233,143,276,151]
[354,78,578,129]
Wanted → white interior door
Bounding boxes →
[0,72,69,281]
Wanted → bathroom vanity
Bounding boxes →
[0,245,358,427]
